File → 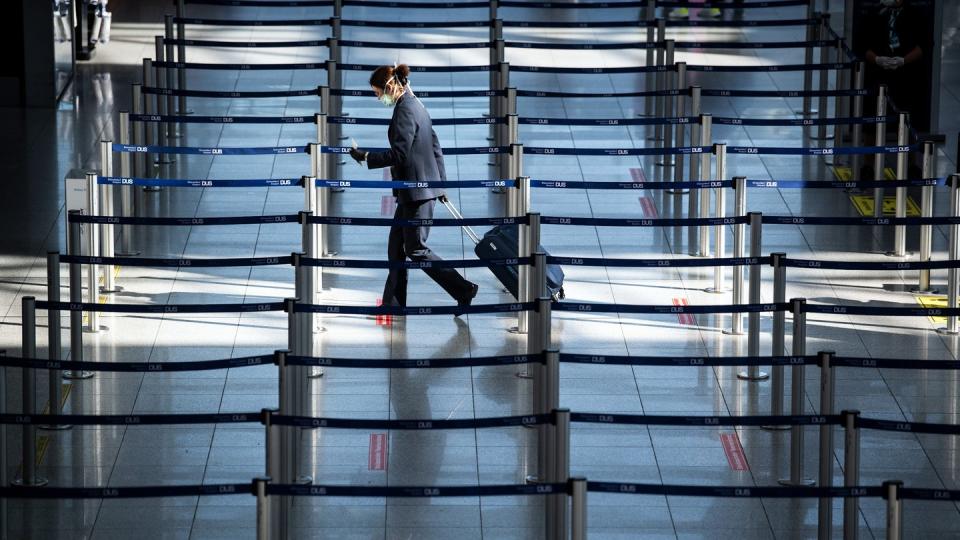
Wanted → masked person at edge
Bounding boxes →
[349,64,479,316]
[861,0,924,178]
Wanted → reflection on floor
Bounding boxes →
[3,2,960,539]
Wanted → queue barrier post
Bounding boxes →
[41,251,69,430]
[65,211,92,380]
[334,0,343,18]
[281,305,310,489]
[940,174,960,334]
[801,3,816,116]
[331,18,342,54]
[153,35,171,170]
[571,476,587,540]
[498,61,510,116]
[914,141,936,292]
[884,481,904,540]
[507,144,523,217]
[254,476,270,540]
[818,351,837,540]
[889,112,910,258]
[687,87,702,254]
[500,113,518,181]
[14,297,47,487]
[163,15,178,139]
[175,0,187,116]
[300,209,326,373]
[643,1,656,116]
[652,22,666,142]
[780,298,815,486]
[696,114,713,257]
[727,178,747,335]
[84,173,103,333]
[262,406,286,540]
[141,58,157,179]
[842,409,861,540]
[329,36,341,67]
[117,111,139,256]
[872,85,888,217]
[812,14,832,141]
[671,62,688,192]
[830,38,850,163]
[707,144,727,294]
[850,62,865,180]
[552,409,571,540]
[740,213,769,381]
[659,41,676,172]
[765,252,788,422]
[131,83,144,180]
[516,207,537,335]
[326,61,342,155]
[98,140,117,294]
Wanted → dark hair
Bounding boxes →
[369,64,410,90]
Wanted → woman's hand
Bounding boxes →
[349,147,368,163]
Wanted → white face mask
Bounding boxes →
[379,93,396,107]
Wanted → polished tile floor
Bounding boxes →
[3,1,960,539]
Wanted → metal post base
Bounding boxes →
[308,368,325,378]
[525,475,540,484]
[83,325,109,334]
[808,131,834,141]
[297,475,313,484]
[909,286,939,294]
[937,327,960,335]
[12,477,48,487]
[115,250,141,256]
[884,251,913,258]
[99,285,123,294]
[665,189,690,196]
[515,369,534,379]
[704,287,728,294]
[691,251,711,258]
[761,424,791,431]
[63,371,95,380]
[39,424,72,431]
[778,477,815,486]
[722,329,745,336]
[737,370,769,381]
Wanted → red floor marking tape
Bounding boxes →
[381,195,397,217]
[720,432,749,471]
[639,196,659,218]
[368,433,387,470]
[375,298,392,326]
[629,167,647,183]
[672,298,696,326]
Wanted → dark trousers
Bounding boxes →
[381,198,474,307]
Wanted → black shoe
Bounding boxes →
[455,283,479,318]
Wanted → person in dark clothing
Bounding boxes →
[349,64,479,315]
[863,0,924,125]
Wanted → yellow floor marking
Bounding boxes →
[18,383,73,471]
[849,195,921,217]
[83,265,121,325]
[831,166,897,182]
[916,295,947,325]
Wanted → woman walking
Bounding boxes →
[349,64,479,315]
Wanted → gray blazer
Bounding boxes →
[365,88,447,204]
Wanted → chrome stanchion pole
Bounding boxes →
[842,410,861,540]
[117,112,139,256]
[657,42,675,169]
[727,178,747,335]
[873,85,888,217]
[330,21,341,63]
[643,4,656,117]
[850,62,865,180]
[254,476,270,540]
[707,144,727,293]
[300,209,325,374]
[571,476,587,540]
[164,16,177,138]
[506,144,523,217]
[765,253,788,423]
[141,58,156,180]
[940,174,960,334]
[14,297,47,487]
[535,348,558,486]
[262,406,285,540]
[671,62,687,191]
[687,87,702,255]
[553,409,570,539]
[153,36,171,171]
[813,14,832,142]
[817,351,836,540]
[131,84,144,181]
[99,140,117,294]
[889,112,910,257]
[780,298,814,486]
[696,114,713,257]
[84,173,102,333]
[65,212,93,379]
[41,252,69,430]
[652,22,666,142]
[830,40,849,162]
[914,141,936,293]
[515,207,537,335]
[739,213,769,381]
[175,0,187,116]
[802,4,816,116]
[883,481,903,540]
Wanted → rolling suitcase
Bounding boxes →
[440,198,565,301]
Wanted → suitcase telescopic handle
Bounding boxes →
[438,196,482,245]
